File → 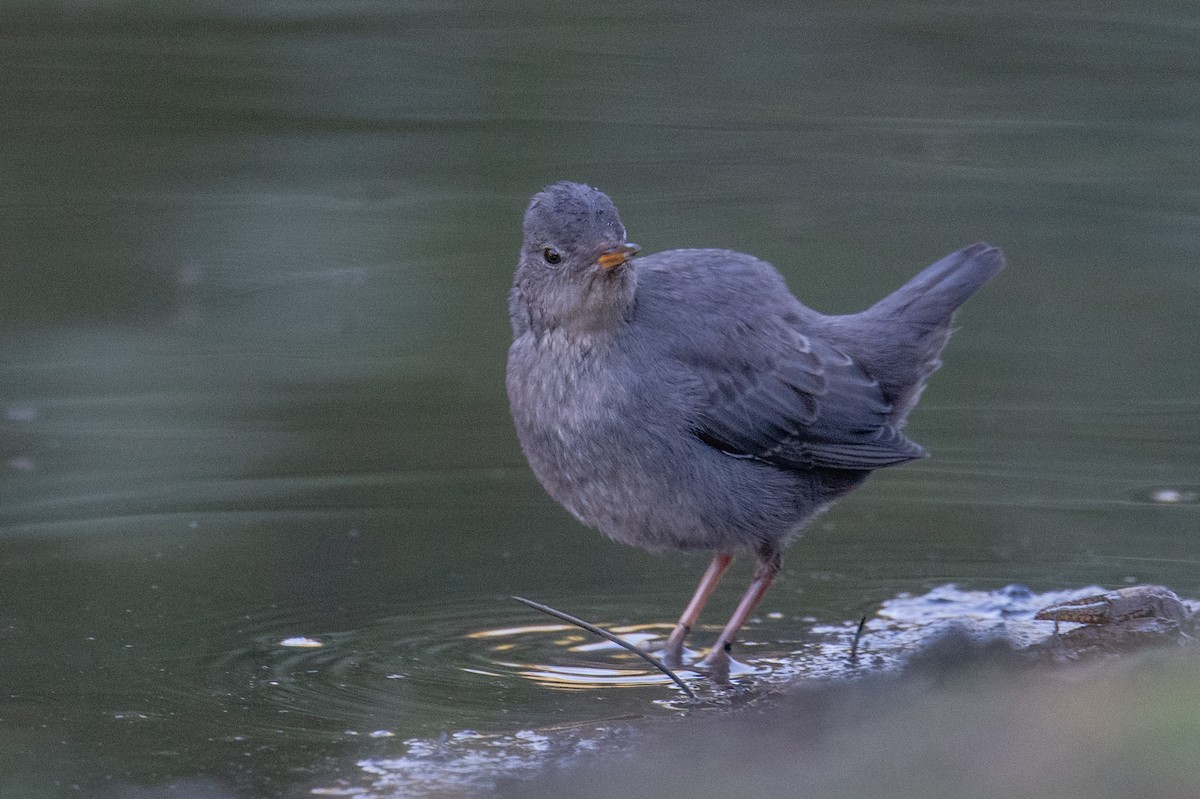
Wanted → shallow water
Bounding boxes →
[2,2,1200,796]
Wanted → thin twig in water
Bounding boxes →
[511,595,697,699]
[849,615,867,661]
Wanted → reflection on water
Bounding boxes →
[1136,487,1200,505]
[467,622,682,690]
[467,620,770,691]
[3,0,1200,796]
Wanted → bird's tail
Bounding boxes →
[864,242,1005,329]
[827,242,1004,422]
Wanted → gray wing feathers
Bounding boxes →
[689,327,926,471]
[631,246,1000,475]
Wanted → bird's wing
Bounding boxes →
[682,321,926,471]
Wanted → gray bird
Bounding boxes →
[507,181,1003,678]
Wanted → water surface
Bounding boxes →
[2,2,1199,796]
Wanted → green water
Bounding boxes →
[2,2,1198,796]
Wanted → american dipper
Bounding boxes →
[507,181,1004,676]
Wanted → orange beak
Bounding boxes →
[596,242,641,270]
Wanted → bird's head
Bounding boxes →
[512,182,641,335]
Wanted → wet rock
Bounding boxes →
[1031,585,1196,663]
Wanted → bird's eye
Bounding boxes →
[543,247,562,265]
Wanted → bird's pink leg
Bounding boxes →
[697,550,781,681]
[662,552,734,668]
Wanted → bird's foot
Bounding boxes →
[659,642,706,671]
[660,623,693,669]
[695,644,733,684]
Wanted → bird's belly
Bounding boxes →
[510,389,813,552]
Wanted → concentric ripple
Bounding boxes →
[140,597,734,748]
[129,593,826,755]
[122,580,1117,784]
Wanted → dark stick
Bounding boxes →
[849,615,867,661]
[511,595,697,698]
